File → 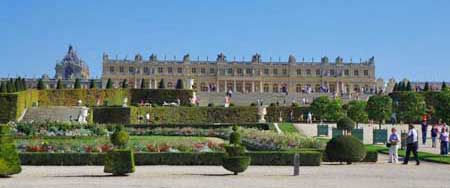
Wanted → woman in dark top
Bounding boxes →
[431,125,439,148]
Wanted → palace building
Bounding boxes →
[101,53,377,94]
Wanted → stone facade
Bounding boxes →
[102,53,376,94]
[55,46,90,80]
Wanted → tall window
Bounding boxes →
[168,67,173,74]
[201,68,206,74]
[119,66,124,73]
[227,68,233,75]
[109,66,115,73]
[296,84,302,93]
[273,84,279,93]
[296,69,301,76]
[282,69,287,75]
[354,70,359,76]
[246,68,252,74]
[306,69,311,76]
[209,68,215,74]
[273,69,278,75]
[330,69,335,76]
[344,69,349,76]
[237,68,243,75]
[364,70,369,76]
[315,69,321,76]
[263,84,269,92]
[264,69,269,75]
[129,67,135,74]
[158,67,163,73]
[177,67,183,74]
[192,68,197,74]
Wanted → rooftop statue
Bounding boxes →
[251,53,261,63]
[288,55,296,64]
[183,54,190,62]
[321,56,329,63]
[217,53,226,62]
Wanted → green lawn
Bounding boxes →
[276,123,300,134]
[366,145,450,164]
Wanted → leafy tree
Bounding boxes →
[106,78,113,89]
[398,81,405,91]
[21,78,27,90]
[121,79,128,89]
[366,95,392,127]
[423,82,430,91]
[37,79,45,90]
[89,79,96,89]
[442,82,447,90]
[56,79,64,89]
[74,78,81,89]
[140,78,145,89]
[7,79,15,93]
[175,79,184,89]
[337,116,356,134]
[434,88,450,123]
[394,92,426,123]
[346,101,368,127]
[158,79,165,89]
[0,82,6,93]
[405,82,412,91]
[310,96,343,121]
[14,77,22,91]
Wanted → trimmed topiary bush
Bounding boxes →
[104,149,135,176]
[0,125,21,177]
[325,135,366,164]
[337,116,355,134]
[105,126,135,176]
[110,126,129,148]
[223,126,251,175]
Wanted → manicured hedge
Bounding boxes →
[38,89,128,106]
[0,90,39,123]
[131,106,258,124]
[127,123,270,130]
[129,89,193,106]
[19,151,322,166]
[322,150,377,163]
[93,107,131,124]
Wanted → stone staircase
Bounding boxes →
[21,106,83,122]
[197,92,372,106]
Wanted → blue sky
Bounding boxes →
[0,0,449,81]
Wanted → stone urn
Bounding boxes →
[258,105,267,123]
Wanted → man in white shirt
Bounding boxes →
[403,124,420,165]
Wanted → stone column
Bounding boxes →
[260,81,263,93]
[251,81,255,93]
[243,80,246,93]
[233,80,237,92]
[216,80,220,93]
[224,80,228,91]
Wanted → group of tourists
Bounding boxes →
[388,120,449,165]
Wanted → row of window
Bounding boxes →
[108,66,370,77]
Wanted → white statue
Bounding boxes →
[258,105,267,123]
[78,106,89,124]
[224,96,230,108]
[122,97,128,107]
[190,92,197,105]
[188,79,195,89]
[77,100,83,106]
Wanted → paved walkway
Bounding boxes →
[2,155,450,188]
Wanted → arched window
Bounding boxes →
[273,84,279,93]
[200,83,208,92]
[296,84,302,93]
[263,84,269,93]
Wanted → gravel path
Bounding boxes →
[2,155,449,188]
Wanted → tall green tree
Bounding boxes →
[56,79,64,89]
[175,79,184,89]
[394,92,426,123]
[393,83,398,92]
[310,96,344,121]
[405,82,412,91]
[435,88,450,123]
[89,79,96,89]
[0,82,6,93]
[423,82,430,91]
[121,79,128,89]
[106,78,113,89]
[346,101,368,127]
[37,79,45,90]
[442,82,447,90]
[21,78,27,90]
[366,95,393,127]
[74,78,81,89]
[7,79,15,93]
[158,79,165,89]
[14,77,22,91]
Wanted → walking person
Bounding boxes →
[440,128,449,155]
[403,124,420,165]
[431,124,439,148]
[388,128,400,163]
[307,112,313,124]
[421,120,428,145]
